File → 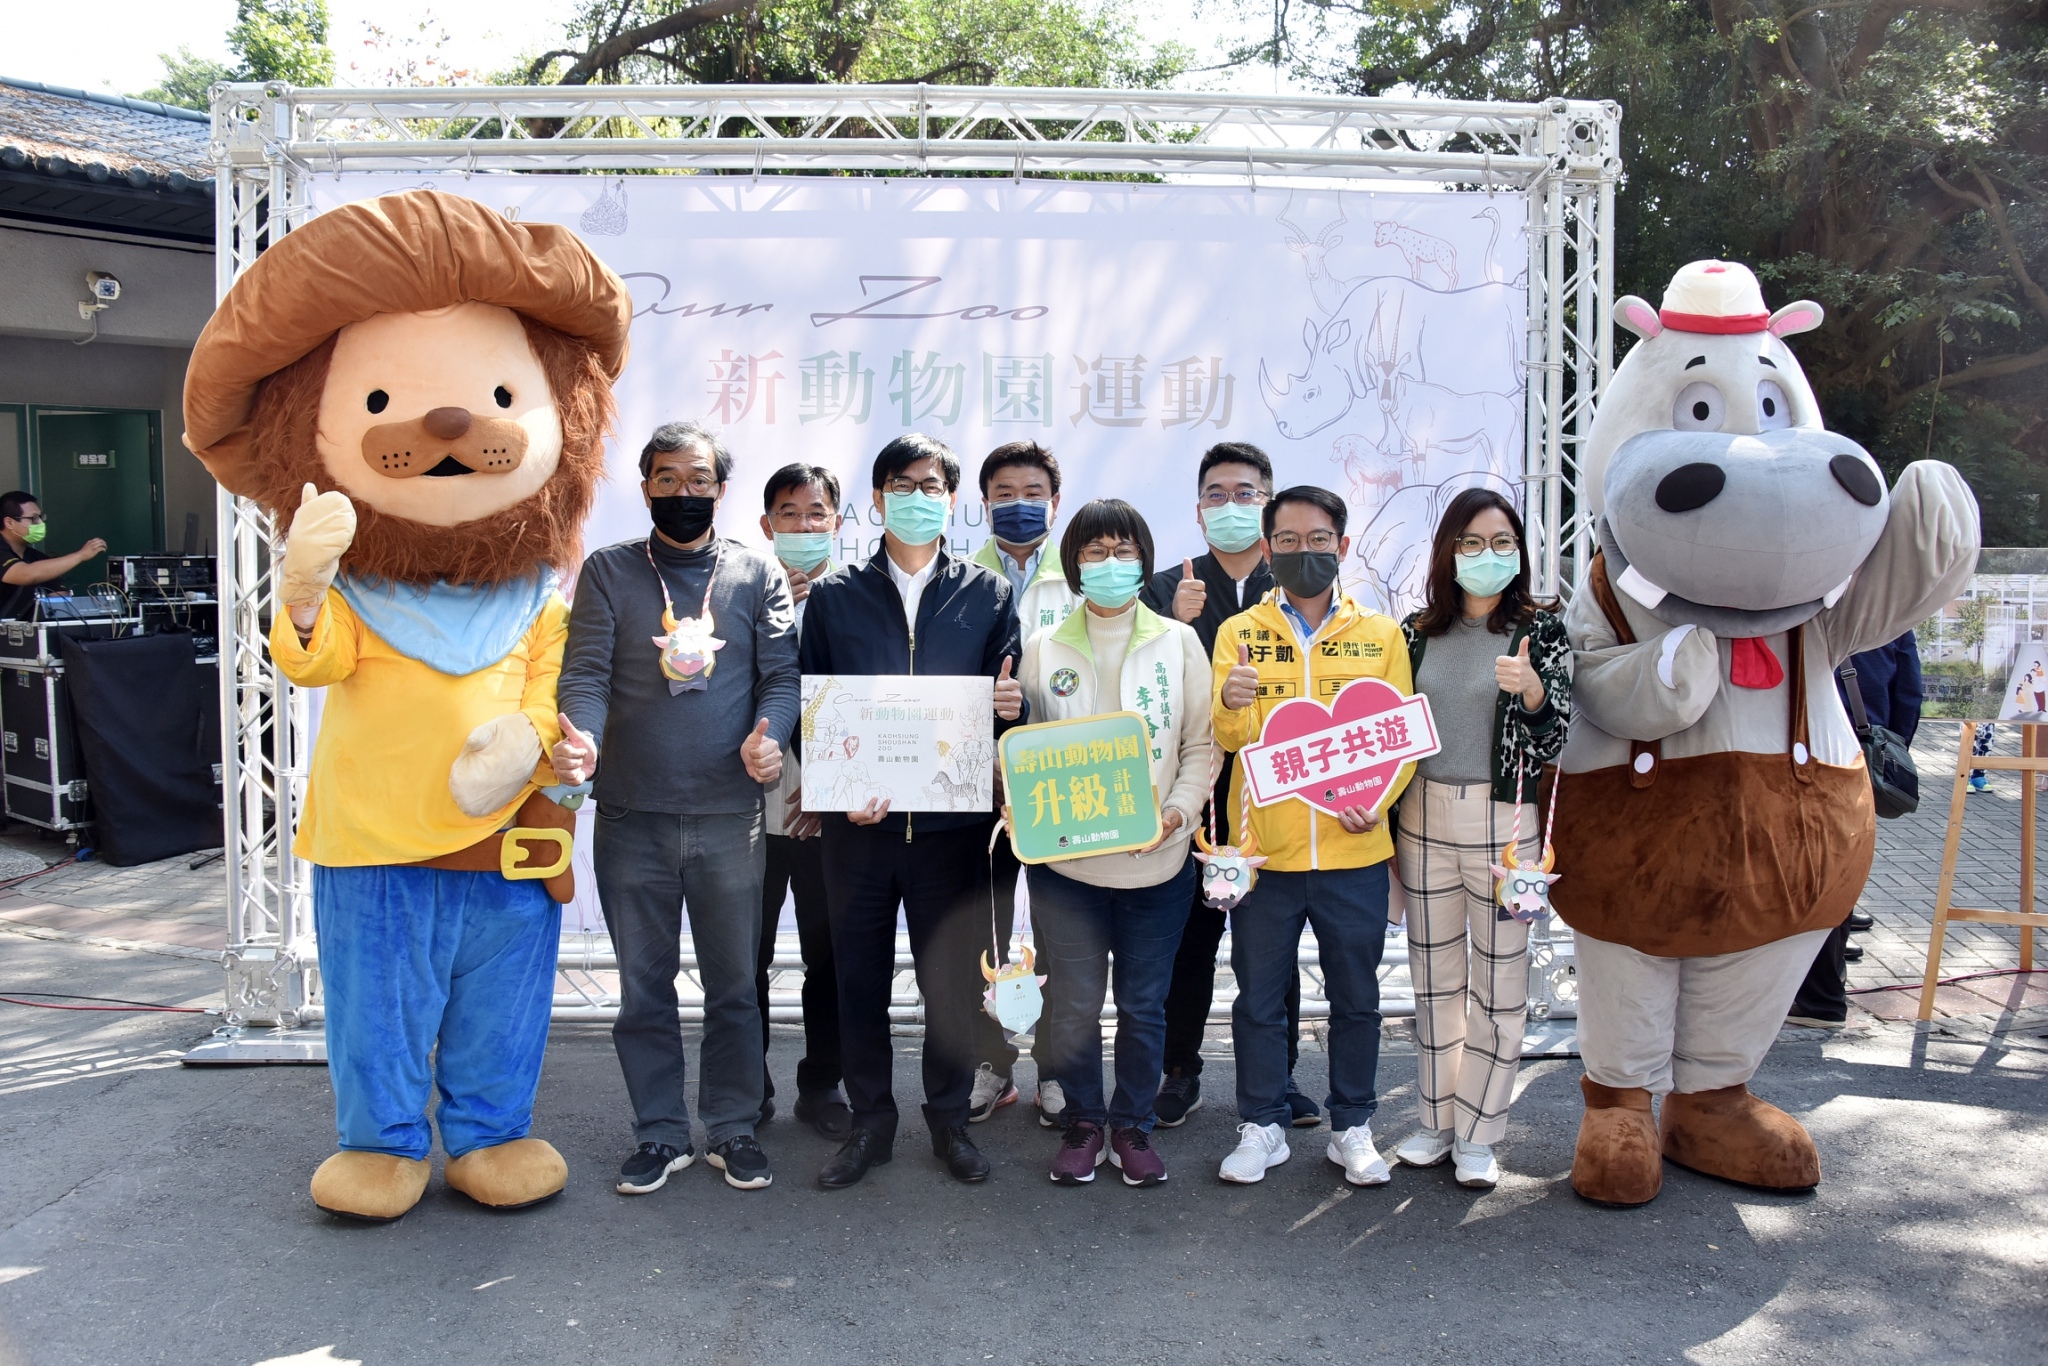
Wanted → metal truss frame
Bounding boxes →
[195,81,1617,1054]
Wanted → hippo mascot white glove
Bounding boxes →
[1551,261,1978,1206]
[183,190,628,1221]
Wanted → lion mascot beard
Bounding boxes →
[184,189,629,1222]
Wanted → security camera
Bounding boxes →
[87,272,121,302]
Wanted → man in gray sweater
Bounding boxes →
[553,420,799,1195]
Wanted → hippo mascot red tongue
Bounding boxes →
[1551,260,1979,1206]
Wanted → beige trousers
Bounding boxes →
[1573,928,1830,1095]
[1394,779,1536,1145]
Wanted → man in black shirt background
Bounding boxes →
[1138,443,1316,1130]
[0,491,105,620]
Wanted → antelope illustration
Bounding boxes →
[653,607,723,683]
[981,942,1047,1034]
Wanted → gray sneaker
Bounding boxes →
[1036,1079,1068,1128]
[968,1063,1018,1122]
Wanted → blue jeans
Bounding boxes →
[313,864,561,1161]
[1230,863,1389,1131]
[1027,857,1196,1132]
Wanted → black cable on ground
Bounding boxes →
[1849,966,2041,996]
[0,996,206,1013]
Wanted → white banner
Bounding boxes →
[307,175,1526,618]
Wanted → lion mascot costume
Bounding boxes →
[1552,260,1978,1205]
[184,189,629,1221]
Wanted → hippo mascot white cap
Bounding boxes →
[1551,260,1979,1206]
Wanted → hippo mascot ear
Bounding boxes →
[1768,300,1824,338]
[1616,295,1663,339]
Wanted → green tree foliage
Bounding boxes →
[138,0,337,109]
[527,0,1182,89]
[1256,0,2048,543]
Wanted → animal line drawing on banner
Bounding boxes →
[581,179,629,237]
[1263,192,1528,619]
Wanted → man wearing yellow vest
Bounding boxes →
[1210,485,1416,1188]
[967,441,1078,1125]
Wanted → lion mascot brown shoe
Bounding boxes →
[1547,260,1979,1206]
[184,190,628,1222]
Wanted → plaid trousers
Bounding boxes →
[1393,779,1534,1146]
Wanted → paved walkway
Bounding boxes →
[0,718,2041,1028]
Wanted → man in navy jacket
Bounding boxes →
[798,433,1026,1188]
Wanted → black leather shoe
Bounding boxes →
[1842,942,1865,963]
[795,1088,853,1140]
[818,1128,890,1189]
[932,1125,991,1183]
[1845,911,1874,932]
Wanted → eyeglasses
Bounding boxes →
[1201,488,1269,507]
[647,472,721,498]
[1455,534,1520,557]
[884,478,949,497]
[1268,530,1339,554]
[771,511,835,530]
[9,514,43,525]
[1077,542,1142,564]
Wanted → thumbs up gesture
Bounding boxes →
[1171,557,1207,624]
[1222,642,1261,711]
[551,712,599,785]
[993,655,1023,721]
[740,716,783,785]
[1495,636,1545,709]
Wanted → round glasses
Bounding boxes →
[1455,534,1520,557]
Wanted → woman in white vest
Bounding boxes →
[1018,499,1213,1188]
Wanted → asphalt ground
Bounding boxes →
[2,935,2045,1366]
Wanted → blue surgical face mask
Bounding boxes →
[774,531,833,574]
[883,489,951,546]
[1201,502,1263,554]
[989,498,1053,547]
[1454,549,1519,598]
[1079,560,1145,609]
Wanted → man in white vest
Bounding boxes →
[967,441,1079,1125]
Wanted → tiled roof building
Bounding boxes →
[0,77,214,243]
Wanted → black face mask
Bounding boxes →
[1270,550,1341,599]
[650,495,716,546]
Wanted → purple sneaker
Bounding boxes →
[1050,1121,1106,1185]
[1110,1127,1167,1186]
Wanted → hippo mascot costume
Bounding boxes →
[1552,260,1978,1206]
[183,190,629,1220]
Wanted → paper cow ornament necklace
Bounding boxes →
[1492,769,1562,923]
[646,538,725,694]
[982,821,1046,1035]
[1191,743,1266,910]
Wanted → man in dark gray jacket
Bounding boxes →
[554,420,799,1195]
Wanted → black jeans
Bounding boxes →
[972,831,1050,1077]
[1161,903,1301,1078]
[822,819,991,1143]
[1160,753,1301,1080]
[756,832,839,1097]
[594,806,765,1149]
[1790,919,1851,1022]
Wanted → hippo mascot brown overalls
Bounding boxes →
[1552,260,1979,1205]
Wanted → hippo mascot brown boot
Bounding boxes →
[1660,1084,1820,1190]
[1545,259,1981,1207]
[1570,1077,1662,1206]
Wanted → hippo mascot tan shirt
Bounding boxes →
[184,190,629,1222]
[1551,260,1978,1206]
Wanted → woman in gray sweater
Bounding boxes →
[1392,488,1573,1189]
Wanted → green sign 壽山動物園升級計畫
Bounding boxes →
[999,710,1160,864]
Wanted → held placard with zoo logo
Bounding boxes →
[799,675,995,813]
[998,712,1161,864]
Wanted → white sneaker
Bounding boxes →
[1036,1079,1068,1129]
[1327,1124,1391,1186]
[1452,1137,1499,1188]
[1394,1127,1455,1168]
[1218,1122,1290,1184]
[967,1063,1017,1123]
